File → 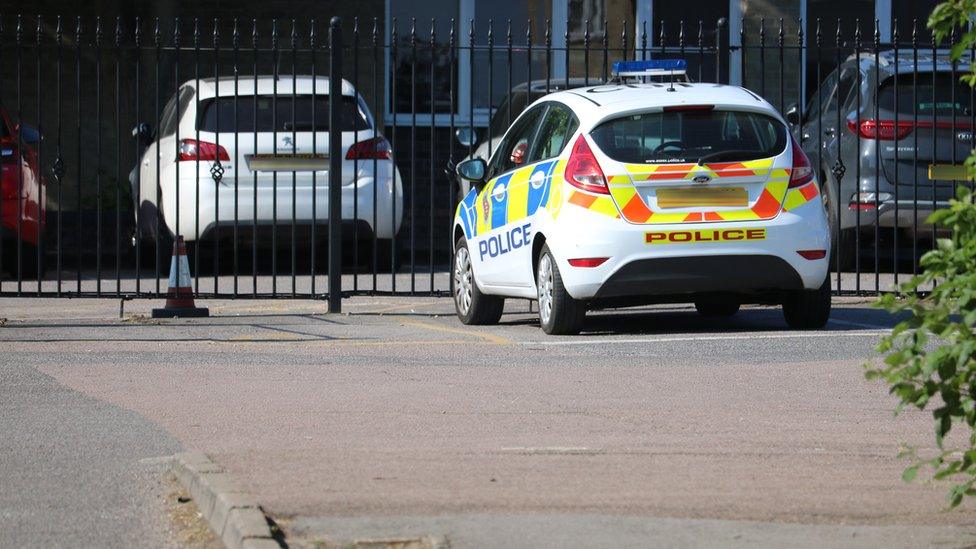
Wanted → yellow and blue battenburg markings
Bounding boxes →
[456,159,558,239]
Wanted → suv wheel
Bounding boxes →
[783,278,831,329]
[452,237,504,325]
[536,245,586,335]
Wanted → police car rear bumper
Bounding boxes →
[547,199,830,301]
[592,254,804,300]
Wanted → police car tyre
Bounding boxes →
[537,245,586,335]
[782,277,832,329]
[694,300,740,317]
[453,237,504,325]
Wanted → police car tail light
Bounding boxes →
[846,119,914,141]
[788,137,814,189]
[178,138,230,162]
[346,136,392,160]
[568,257,609,268]
[564,135,608,194]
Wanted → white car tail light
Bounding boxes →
[564,135,608,194]
[178,138,230,162]
[346,136,392,160]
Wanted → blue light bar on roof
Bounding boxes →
[612,59,687,77]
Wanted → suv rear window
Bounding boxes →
[197,95,370,132]
[879,72,972,116]
[589,109,788,164]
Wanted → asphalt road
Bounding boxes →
[0,358,181,547]
[2,295,975,548]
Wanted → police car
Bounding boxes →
[451,60,831,335]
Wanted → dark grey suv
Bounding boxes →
[789,50,971,268]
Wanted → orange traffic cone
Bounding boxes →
[151,236,209,318]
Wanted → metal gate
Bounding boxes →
[0,14,960,305]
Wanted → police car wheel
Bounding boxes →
[453,237,504,325]
[536,245,586,335]
[694,300,740,317]
[782,277,832,329]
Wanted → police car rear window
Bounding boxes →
[589,110,787,164]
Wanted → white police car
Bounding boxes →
[451,60,831,335]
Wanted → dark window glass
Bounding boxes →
[879,72,972,116]
[158,87,195,137]
[197,95,370,133]
[590,110,788,164]
[487,104,546,178]
[528,104,578,163]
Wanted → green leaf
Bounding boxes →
[903,465,919,483]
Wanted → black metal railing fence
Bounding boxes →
[0,14,963,305]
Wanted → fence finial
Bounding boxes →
[759,17,765,47]
[174,16,181,48]
[373,17,379,47]
[193,17,200,48]
[215,17,221,48]
[115,16,122,47]
[874,18,881,50]
[777,17,783,47]
[506,19,512,47]
[252,18,258,49]
[678,19,685,49]
[815,17,821,47]
[233,17,239,50]
[38,15,45,47]
[854,18,861,49]
[292,18,298,50]
[16,14,23,46]
[56,15,63,46]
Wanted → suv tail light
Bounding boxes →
[564,135,608,194]
[346,136,392,160]
[788,136,814,189]
[846,119,914,141]
[178,138,230,162]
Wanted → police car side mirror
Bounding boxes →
[456,158,487,183]
[785,103,801,126]
[455,127,478,148]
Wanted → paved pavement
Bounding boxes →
[1,295,975,547]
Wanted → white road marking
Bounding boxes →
[519,330,891,346]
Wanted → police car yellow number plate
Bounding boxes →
[656,187,748,208]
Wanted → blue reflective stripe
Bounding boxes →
[490,173,513,230]
[527,160,556,217]
[460,189,477,237]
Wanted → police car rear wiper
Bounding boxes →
[696,150,757,166]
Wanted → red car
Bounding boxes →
[0,105,45,278]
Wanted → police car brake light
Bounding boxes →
[788,136,814,188]
[663,104,714,112]
[564,136,608,195]
[611,59,687,78]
